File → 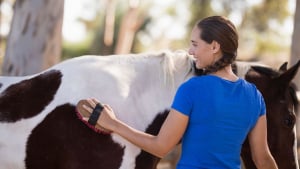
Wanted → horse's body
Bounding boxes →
[0,50,298,169]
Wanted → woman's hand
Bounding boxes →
[82,98,117,132]
[78,98,188,157]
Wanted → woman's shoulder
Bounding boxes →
[239,78,259,90]
[184,76,209,86]
[178,76,206,91]
[239,79,264,98]
[188,75,215,82]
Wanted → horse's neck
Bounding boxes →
[122,50,193,90]
[160,50,194,88]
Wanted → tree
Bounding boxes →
[2,0,64,76]
[242,0,289,32]
[189,0,214,28]
[290,0,300,88]
[115,0,143,54]
[88,0,149,55]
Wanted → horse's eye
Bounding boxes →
[284,114,296,128]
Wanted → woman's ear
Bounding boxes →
[211,41,220,53]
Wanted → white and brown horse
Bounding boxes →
[0,50,298,169]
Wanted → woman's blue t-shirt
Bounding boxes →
[171,75,266,169]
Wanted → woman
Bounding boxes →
[78,16,278,169]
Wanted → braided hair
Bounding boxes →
[196,16,238,75]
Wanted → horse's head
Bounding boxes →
[241,60,300,169]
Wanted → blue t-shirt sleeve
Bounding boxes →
[171,82,193,116]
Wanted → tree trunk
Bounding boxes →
[115,0,142,54]
[2,0,64,76]
[290,0,300,89]
[290,0,300,154]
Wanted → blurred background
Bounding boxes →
[0,0,299,168]
[0,0,298,76]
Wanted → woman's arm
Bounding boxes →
[83,98,189,158]
[248,115,278,169]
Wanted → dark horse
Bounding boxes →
[0,50,298,169]
[239,61,300,169]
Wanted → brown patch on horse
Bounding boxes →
[25,104,124,169]
[0,70,62,122]
[135,110,169,169]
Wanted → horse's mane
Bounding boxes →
[251,66,280,78]
[153,50,194,88]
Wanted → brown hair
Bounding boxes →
[197,16,238,74]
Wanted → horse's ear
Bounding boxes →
[279,62,288,72]
[276,60,300,85]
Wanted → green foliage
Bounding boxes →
[244,0,290,32]
[254,32,290,54]
[62,36,93,60]
[61,0,292,60]
[189,0,215,28]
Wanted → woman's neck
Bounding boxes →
[210,65,238,82]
